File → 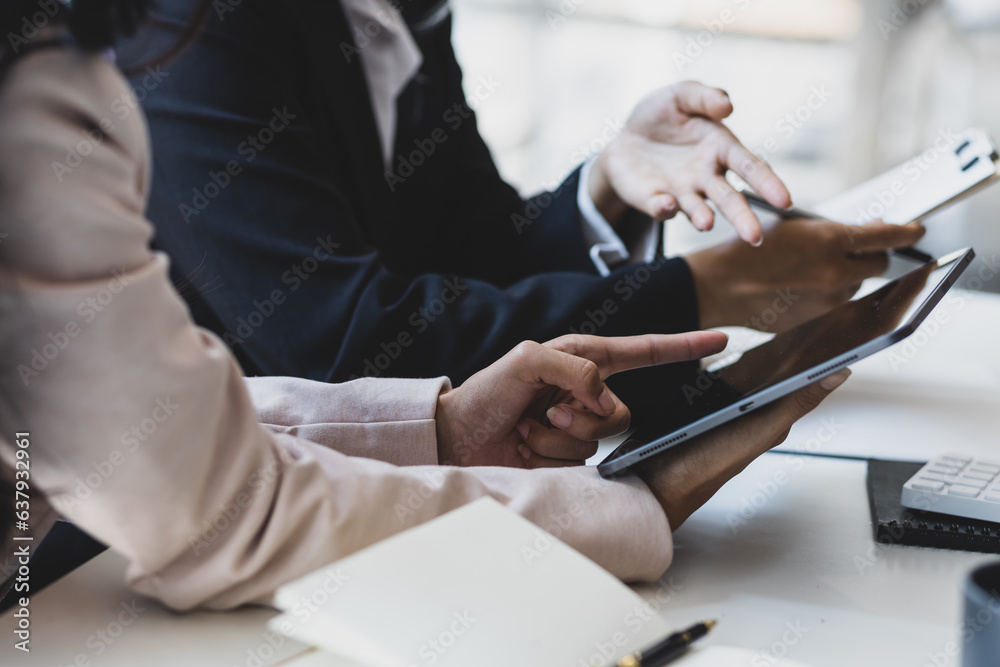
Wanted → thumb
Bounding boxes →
[783,369,851,422]
[844,221,926,253]
[673,81,734,120]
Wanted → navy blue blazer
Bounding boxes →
[115,0,701,413]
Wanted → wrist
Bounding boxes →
[634,451,702,529]
[682,249,728,330]
[588,150,629,226]
[634,439,764,529]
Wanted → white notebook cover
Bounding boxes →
[269,497,673,667]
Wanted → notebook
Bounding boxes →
[812,128,998,225]
[268,497,674,667]
[866,458,1000,553]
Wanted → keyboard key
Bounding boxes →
[918,472,959,483]
[911,481,945,492]
[942,455,972,465]
[901,456,1000,523]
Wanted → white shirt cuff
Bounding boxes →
[577,157,659,277]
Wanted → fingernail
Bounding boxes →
[821,368,851,390]
[516,421,530,441]
[547,406,572,429]
[751,237,763,248]
[597,389,615,414]
[517,443,531,463]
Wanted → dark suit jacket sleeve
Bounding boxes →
[114,0,700,389]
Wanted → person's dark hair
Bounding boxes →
[1,0,212,74]
[1,0,146,54]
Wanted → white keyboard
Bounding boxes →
[901,455,1000,523]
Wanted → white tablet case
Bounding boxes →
[812,128,998,225]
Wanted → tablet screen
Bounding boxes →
[605,249,969,465]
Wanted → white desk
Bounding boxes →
[638,454,996,666]
[0,550,308,666]
[775,287,1000,462]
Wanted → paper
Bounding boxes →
[269,497,673,667]
[678,646,817,667]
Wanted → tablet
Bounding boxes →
[597,247,976,478]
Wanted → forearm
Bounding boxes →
[131,439,671,610]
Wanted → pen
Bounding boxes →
[740,189,819,220]
[739,190,932,264]
[616,619,716,667]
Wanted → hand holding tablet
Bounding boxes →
[599,248,975,478]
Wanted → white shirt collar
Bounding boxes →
[341,0,424,169]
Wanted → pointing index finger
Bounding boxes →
[545,331,729,378]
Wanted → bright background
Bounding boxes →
[449,0,1000,290]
